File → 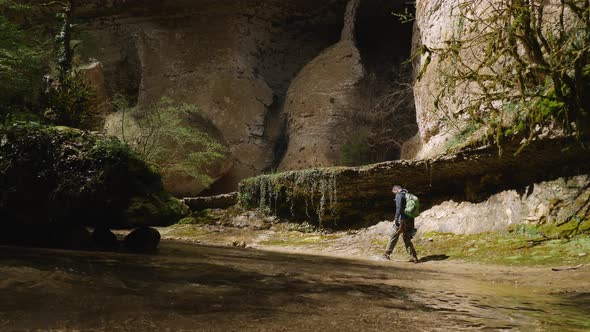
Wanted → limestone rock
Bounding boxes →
[278,39,365,170]
[417,175,590,235]
[76,0,350,192]
[279,0,365,170]
[410,0,465,159]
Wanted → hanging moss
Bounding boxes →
[239,168,341,228]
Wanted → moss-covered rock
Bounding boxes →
[0,122,189,231]
[240,136,590,229]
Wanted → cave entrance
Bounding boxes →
[354,0,417,162]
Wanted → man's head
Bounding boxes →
[391,185,402,194]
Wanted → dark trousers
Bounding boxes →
[385,218,417,258]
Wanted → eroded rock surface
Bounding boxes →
[408,0,463,159]
[75,0,349,192]
[278,38,364,170]
[278,0,364,171]
[75,0,417,191]
[417,175,590,235]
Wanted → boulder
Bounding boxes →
[123,227,161,253]
[92,227,118,250]
[103,102,234,197]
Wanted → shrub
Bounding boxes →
[0,12,46,117]
[420,0,590,153]
[339,129,371,166]
[111,97,231,192]
[0,122,188,228]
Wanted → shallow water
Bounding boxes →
[0,241,588,331]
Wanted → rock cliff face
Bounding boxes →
[280,0,416,170]
[74,0,417,193]
[76,0,349,193]
[417,175,590,235]
[278,0,364,170]
[406,0,462,159]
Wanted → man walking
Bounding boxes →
[383,185,419,263]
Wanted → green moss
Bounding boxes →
[413,231,590,266]
[444,122,482,153]
[165,225,209,238]
[177,210,216,225]
[259,232,341,248]
[239,167,342,228]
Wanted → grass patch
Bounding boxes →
[259,232,342,248]
[413,231,590,266]
[165,225,209,238]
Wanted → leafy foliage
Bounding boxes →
[42,71,93,127]
[113,97,230,188]
[42,1,94,127]
[0,9,46,115]
[421,0,590,153]
[0,1,94,128]
[0,122,187,227]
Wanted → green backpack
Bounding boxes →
[404,191,420,218]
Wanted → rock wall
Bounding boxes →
[406,0,463,159]
[240,136,590,229]
[75,0,349,193]
[407,0,574,160]
[74,0,417,193]
[280,0,416,170]
[278,0,364,170]
[417,175,590,235]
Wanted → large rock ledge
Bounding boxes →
[239,136,590,229]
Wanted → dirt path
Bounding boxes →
[1,241,589,331]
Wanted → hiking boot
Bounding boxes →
[381,253,391,260]
[409,257,419,263]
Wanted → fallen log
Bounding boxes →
[183,192,238,211]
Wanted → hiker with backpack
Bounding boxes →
[382,185,419,263]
